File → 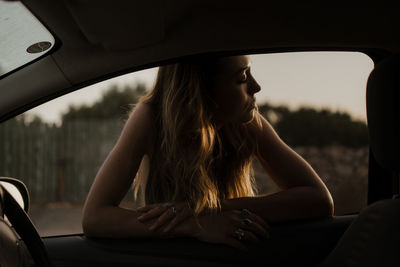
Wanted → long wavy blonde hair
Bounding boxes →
[133,57,261,215]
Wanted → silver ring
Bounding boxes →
[171,206,177,216]
[241,208,250,217]
[242,218,252,226]
[234,228,245,241]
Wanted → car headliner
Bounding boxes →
[1,1,399,122]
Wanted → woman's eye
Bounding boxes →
[239,74,247,83]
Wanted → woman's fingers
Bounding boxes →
[245,210,269,230]
[241,230,260,244]
[162,203,193,232]
[137,205,166,221]
[237,209,269,230]
[138,202,190,232]
[232,209,270,239]
[136,202,174,214]
[228,228,261,250]
[136,204,157,213]
[163,211,188,233]
[239,218,269,239]
[148,208,175,231]
[232,227,261,243]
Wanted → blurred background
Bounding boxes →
[0,52,373,236]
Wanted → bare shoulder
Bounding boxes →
[248,112,288,158]
[248,112,280,140]
[118,102,157,155]
[126,102,156,129]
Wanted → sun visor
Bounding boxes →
[64,0,165,51]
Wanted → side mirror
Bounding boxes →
[0,177,30,213]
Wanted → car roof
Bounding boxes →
[1,1,399,122]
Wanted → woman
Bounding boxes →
[82,55,333,250]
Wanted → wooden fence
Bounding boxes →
[0,119,127,204]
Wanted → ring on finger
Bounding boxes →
[241,208,250,217]
[171,206,177,216]
[242,218,252,226]
[234,228,245,241]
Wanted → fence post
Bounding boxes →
[56,158,67,202]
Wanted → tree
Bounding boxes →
[62,83,147,122]
[258,103,368,148]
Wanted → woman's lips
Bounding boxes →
[247,101,256,110]
[243,98,256,112]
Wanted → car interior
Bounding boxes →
[1,1,399,266]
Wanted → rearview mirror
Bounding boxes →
[0,177,30,213]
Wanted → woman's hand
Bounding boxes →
[194,209,270,251]
[136,202,193,233]
[137,203,270,250]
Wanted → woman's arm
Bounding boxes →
[136,203,270,250]
[82,103,167,238]
[222,114,334,223]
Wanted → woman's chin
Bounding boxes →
[215,109,255,125]
[240,109,256,124]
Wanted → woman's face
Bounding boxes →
[212,55,261,125]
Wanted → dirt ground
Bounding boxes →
[29,203,84,236]
[29,201,139,237]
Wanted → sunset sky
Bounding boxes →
[27,52,374,124]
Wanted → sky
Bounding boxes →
[27,52,374,124]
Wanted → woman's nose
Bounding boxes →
[248,75,261,94]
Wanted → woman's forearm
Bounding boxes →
[83,206,160,238]
[82,205,199,239]
[222,186,334,223]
